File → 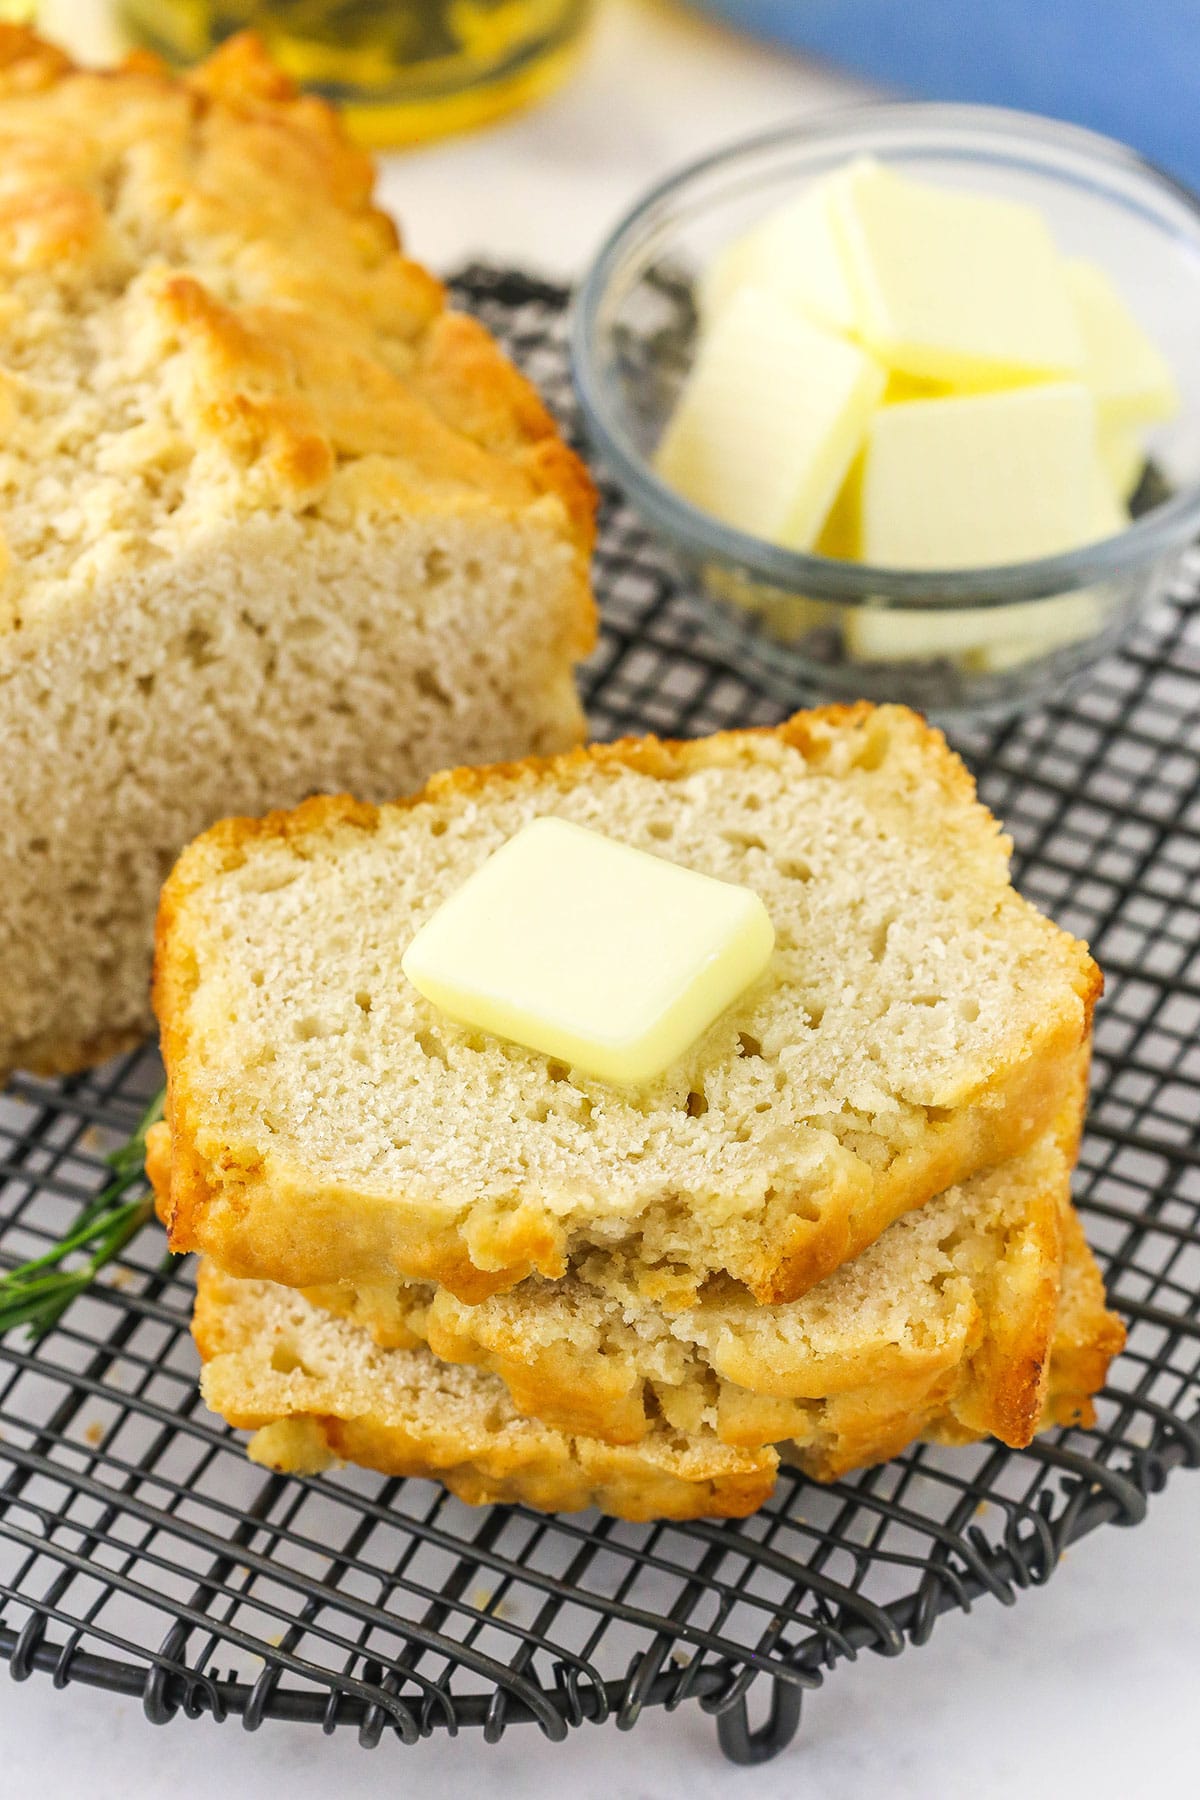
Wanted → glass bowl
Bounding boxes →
[570,104,1200,722]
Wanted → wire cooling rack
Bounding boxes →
[1,268,1198,1767]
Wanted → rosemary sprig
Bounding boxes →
[0,1087,166,1340]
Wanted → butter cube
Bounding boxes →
[845,590,1102,668]
[814,450,864,560]
[847,438,1116,667]
[699,175,859,337]
[656,287,884,547]
[860,384,1097,570]
[845,436,1116,668]
[1066,258,1179,428]
[401,817,775,1086]
[833,158,1083,385]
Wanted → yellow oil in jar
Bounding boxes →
[120,0,593,147]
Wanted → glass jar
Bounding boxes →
[121,0,593,147]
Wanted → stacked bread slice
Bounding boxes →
[151,704,1124,1520]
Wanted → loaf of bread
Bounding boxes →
[192,1202,1122,1513]
[0,28,595,1082]
[153,703,1099,1305]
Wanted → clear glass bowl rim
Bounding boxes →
[570,101,1200,609]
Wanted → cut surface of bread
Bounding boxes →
[193,1261,777,1521]
[0,27,594,1082]
[192,1205,1123,1514]
[297,1119,1074,1452]
[155,703,1099,1304]
[791,1201,1123,1482]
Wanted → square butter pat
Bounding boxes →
[699,173,859,336]
[401,818,775,1086]
[833,158,1083,384]
[656,286,884,548]
[1066,258,1179,428]
[861,383,1097,570]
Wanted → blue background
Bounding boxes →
[693,2,1200,192]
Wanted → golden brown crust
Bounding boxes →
[948,1183,1062,1447]
[0,26,596,643]
[0,23,72,87]
[152,704,1100,1302]
[299,1416,773,1520]
[791,1204,1123,1481]
[1043,1203,1126,1408]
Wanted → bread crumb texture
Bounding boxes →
[155,705,1100,1302]
[193,1190,1122,1515]
[299,1118,1074,1454]
[194,1260,778,1521]
[0,26,595,1079]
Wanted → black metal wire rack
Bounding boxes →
[1,268,1198,1768]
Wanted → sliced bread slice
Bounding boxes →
[193,1260,777,1522]
[298,1108,1073,1452]
[909,1198,1125,1470]
[1037,1200,1128,1428]
[154,704,1099,1305]
[192,1207,1123,1514]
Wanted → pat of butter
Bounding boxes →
[846,441,1116,670]
[1066,258,1179,428]
[699,174,859,337]
[845,589,1102,669]
[656,286,884,548]
[860,384,1097,570]
[814,450,864,560]
[401,818,775,1086]
[833,158,1083,385]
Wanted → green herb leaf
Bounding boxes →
[0,1087,166,1341]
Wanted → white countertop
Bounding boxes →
[7,1471,1197,1798]
[8,3,1199,1794]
